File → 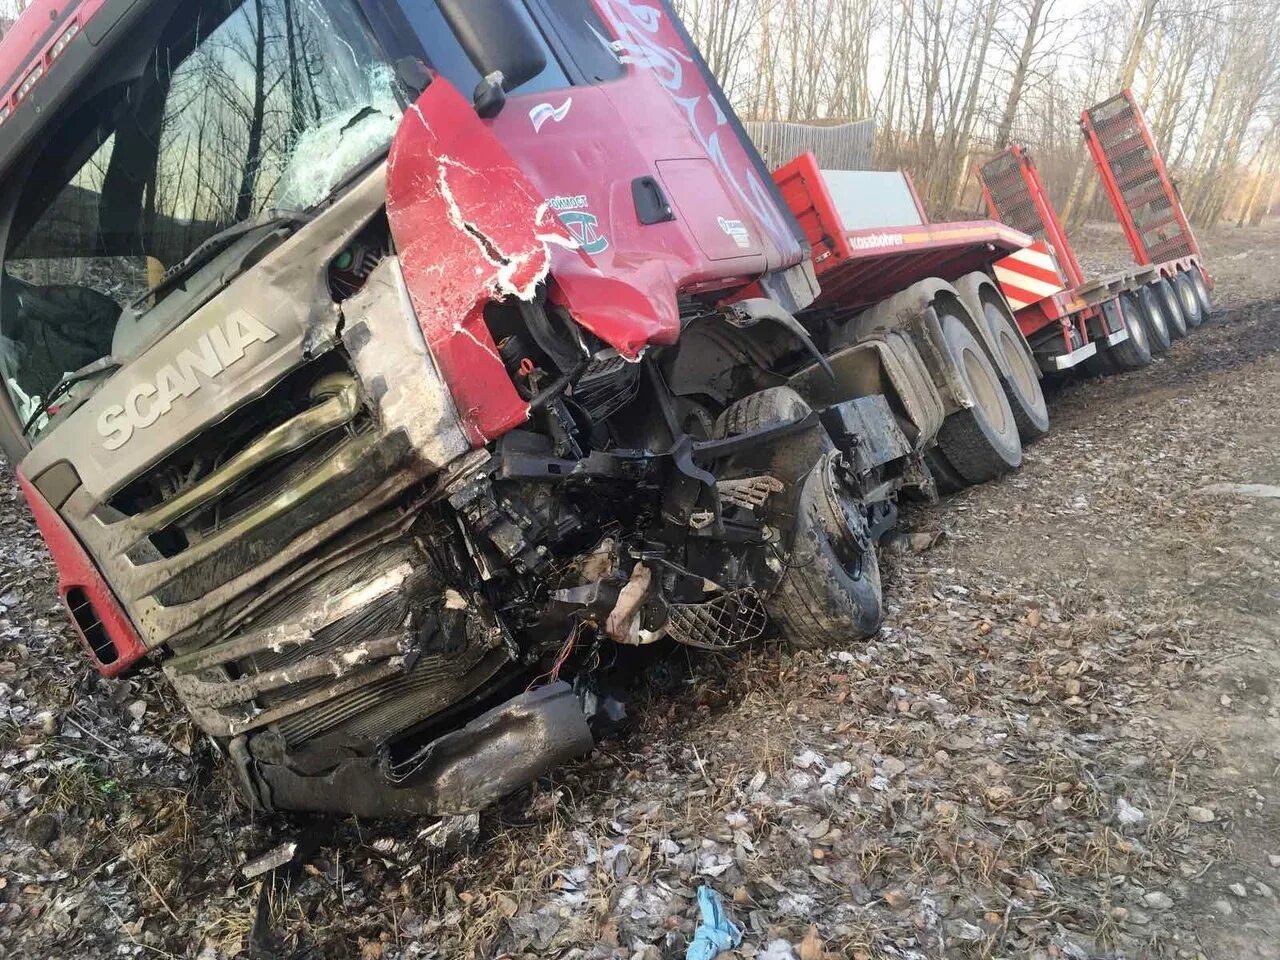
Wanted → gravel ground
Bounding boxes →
[0,220,1278,959]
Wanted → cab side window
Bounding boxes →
[401,0,570,96]
[536,0,625,84]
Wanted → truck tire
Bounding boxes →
[768,456,883,648]
[955,272,1049,443]
[1191,268,1212,319]
[1137,284,1171,354]
[934,309,1022,484]
[1107,290,1153,372]
[1154,278,1187,339]
[1175,272,1203,327]
[924,447,967,495]
[714,386,830,484]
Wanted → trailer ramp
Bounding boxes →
[1082,90,1200,265]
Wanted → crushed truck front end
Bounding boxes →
[0,0,915,817]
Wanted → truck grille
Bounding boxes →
[98,355,430,621]
[163,519,510,748]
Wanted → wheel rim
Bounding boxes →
[1193,272,1211,314]
[987,302,1037,400]
[820,458,870,578]
[999,327,1037,399]
[962,343,1009,434]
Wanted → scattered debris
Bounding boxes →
[1195,482,1280,499]
[685,885,743,960]
[1115,797,1147,828]
[241,842,299,880]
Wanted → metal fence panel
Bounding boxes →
[744,120,875,172]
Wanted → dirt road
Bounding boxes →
[0,221,1277,959]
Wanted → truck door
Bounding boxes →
[394,0,808,353]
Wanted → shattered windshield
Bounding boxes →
[0,0,401,436]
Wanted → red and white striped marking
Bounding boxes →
[993,240,1066,311]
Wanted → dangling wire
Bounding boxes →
[526,618,592,690]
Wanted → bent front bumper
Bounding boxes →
[232,682,593,818]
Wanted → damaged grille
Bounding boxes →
[109,358,368,563]
[666,588,767,650]
[163,523,510,749]
[97,353,432,620]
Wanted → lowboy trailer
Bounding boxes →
[978,89,1213,375]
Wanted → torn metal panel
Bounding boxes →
[386,81,552,445]
[162,524,511,741]
[340,256,470,464]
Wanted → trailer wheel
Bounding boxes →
[1137,284,1172,354]
[768,455,883,648]
[934,308,1022,484]
[955,272,1049,443]
[1175,272,1203,327]
[1154,278,1187,339]
[1107,290,1153,372]
[1191,268,1212,319]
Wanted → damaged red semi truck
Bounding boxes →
[0,0,1050,817]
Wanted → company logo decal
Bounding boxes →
[97,310,278,451]
[718,217,751,249]
[547,195,609,255]
[850,233,904,250]
[529,97,573,133]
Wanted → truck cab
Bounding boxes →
[0,0,1039,817]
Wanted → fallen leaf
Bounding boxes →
[799,925,825,960]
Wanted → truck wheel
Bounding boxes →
[924,447,967,495]
[984,299,1049,442]
[714,386,830,484]
[1175,272,1203,327]
[1107,290,1153,372]
[1191,268,1212,319]
[1154,278,1187,339]
[769,456,883,647]
[954,272,1049,443]
[1137,284,1171,354]
[934,309,1022,484]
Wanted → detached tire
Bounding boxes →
[1154,278,1187,339]
[769,457,883,648]
[1175,272,1203,327]
[934,307,1022,484]
[1137,284,1172,355]
[1107,290,1153,372]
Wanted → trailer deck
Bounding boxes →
[774,153,1032,314]
[978,112,1212,373]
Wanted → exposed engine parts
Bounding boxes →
[117,285,920,818]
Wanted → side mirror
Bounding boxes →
[437,0,547,113]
